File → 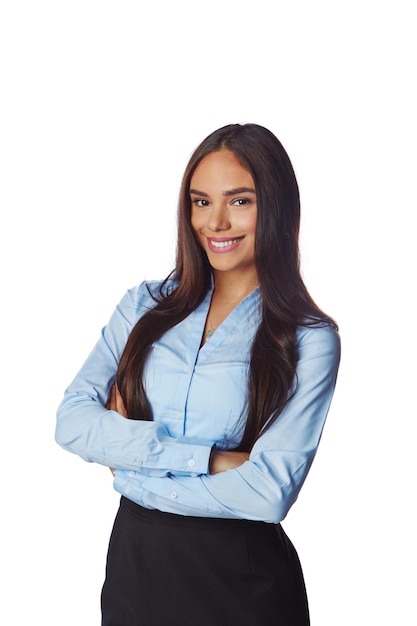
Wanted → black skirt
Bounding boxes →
[101,497,309,626]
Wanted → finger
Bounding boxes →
[115,386,128,418]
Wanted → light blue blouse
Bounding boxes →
[56,280,340,524]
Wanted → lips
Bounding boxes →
[207,236,244,253]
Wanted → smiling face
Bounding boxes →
[190,150,258,284]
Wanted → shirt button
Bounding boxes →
[128,471,135,478]
[184,366,190,373]
[171,492,178,499]
[187,459,196,468]
[136,459,143,466]
[125,487,132,495]
[176,412,182,419]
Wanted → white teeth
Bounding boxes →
[211,238,241,248]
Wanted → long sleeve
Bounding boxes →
[55,282,214,476]
[56,281,340,524]
[113,323,341,524]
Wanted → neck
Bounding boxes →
[212,269,259,302]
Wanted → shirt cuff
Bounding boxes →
[173,437,214,475]
[132,437,214,476]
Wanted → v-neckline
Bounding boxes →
[197,286,260,359]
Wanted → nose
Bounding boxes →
[207,204,231,232]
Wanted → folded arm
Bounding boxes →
[111,325,341,523]
[56,283,340,523]
[106,383,249,475]
[55,284,216,477]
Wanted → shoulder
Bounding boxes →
[296,322,341,368]
[126,278,177,305]
[117,278,177,319]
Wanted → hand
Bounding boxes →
[106,382,128,418]
[209,450,250,475]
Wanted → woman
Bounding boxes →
[56,123,340,625]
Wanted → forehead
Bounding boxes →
[190,150,254,189]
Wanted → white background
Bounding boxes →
[1,1,416,624]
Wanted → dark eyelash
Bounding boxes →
[234,198,250,205]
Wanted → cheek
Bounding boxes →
[190,210,203,234]
[241,210,257,236]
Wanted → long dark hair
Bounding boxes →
[117,123,337,451]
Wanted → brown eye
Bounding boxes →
[192,199,210,207]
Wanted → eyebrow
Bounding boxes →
[189,187,256,197]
